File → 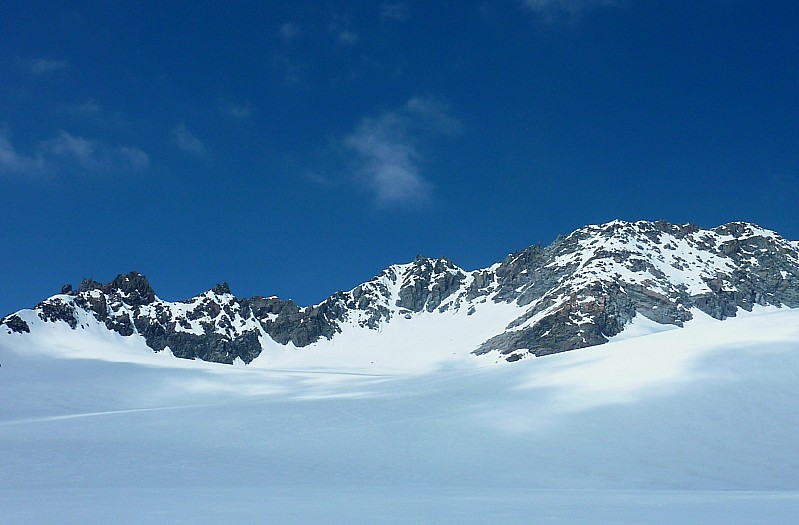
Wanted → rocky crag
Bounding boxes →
[3,220,799,364]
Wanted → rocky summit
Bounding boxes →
[3,220,799,364]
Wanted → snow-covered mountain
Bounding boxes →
[3,220,798,366]
[2,296,799,523]
[3,219,799,523]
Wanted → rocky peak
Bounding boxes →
[713,221,772,238]
[212,282,232,295]
[474,220,799,360]
[396,256,466,313]
[77,272,155,306]
[107,272,156,306]
[78,277,103,293]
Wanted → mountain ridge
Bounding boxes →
[3,220,799,365]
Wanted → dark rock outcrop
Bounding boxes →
[1,314,30,334]
[36,298,78,329]
[396,256,466,313]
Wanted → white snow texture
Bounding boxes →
[1,304,799,523]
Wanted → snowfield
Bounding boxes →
[2,307,799,523]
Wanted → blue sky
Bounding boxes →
[2,0,798,314]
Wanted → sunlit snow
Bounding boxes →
[2,306,799,523]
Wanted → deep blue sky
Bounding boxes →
[2,1,798,314]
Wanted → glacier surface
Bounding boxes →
[1,307,799,523]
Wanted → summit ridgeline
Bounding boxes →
[3,220,799,364]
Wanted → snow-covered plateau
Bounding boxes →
[2,220,799,522]
[2,306,799,523]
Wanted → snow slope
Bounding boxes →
[1,307,799,523]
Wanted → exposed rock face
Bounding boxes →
[395,256,466,313]
[2,314,29,334]
[36,298,79,329]
[474,221,799,359]
[78,273,156,306]
[2,220,798,364]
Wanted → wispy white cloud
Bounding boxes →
[173,124,206,155]
[521,0,620,23]
[278,23,301,43]
[271,23,306,83]
[0,131,46,175]
[116,146,150,170]
[27,58,69,75]
[42,131,150,172]
[403,97,460,134]
[71,99,101,115]
[337,30,359,47]
[330,16,359,48]
[343,97,458,208]
[380,2,409,22]
[43,132,99,169]
[220,103,252,119]
[522,0,618,12]
[0,129,148,177]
